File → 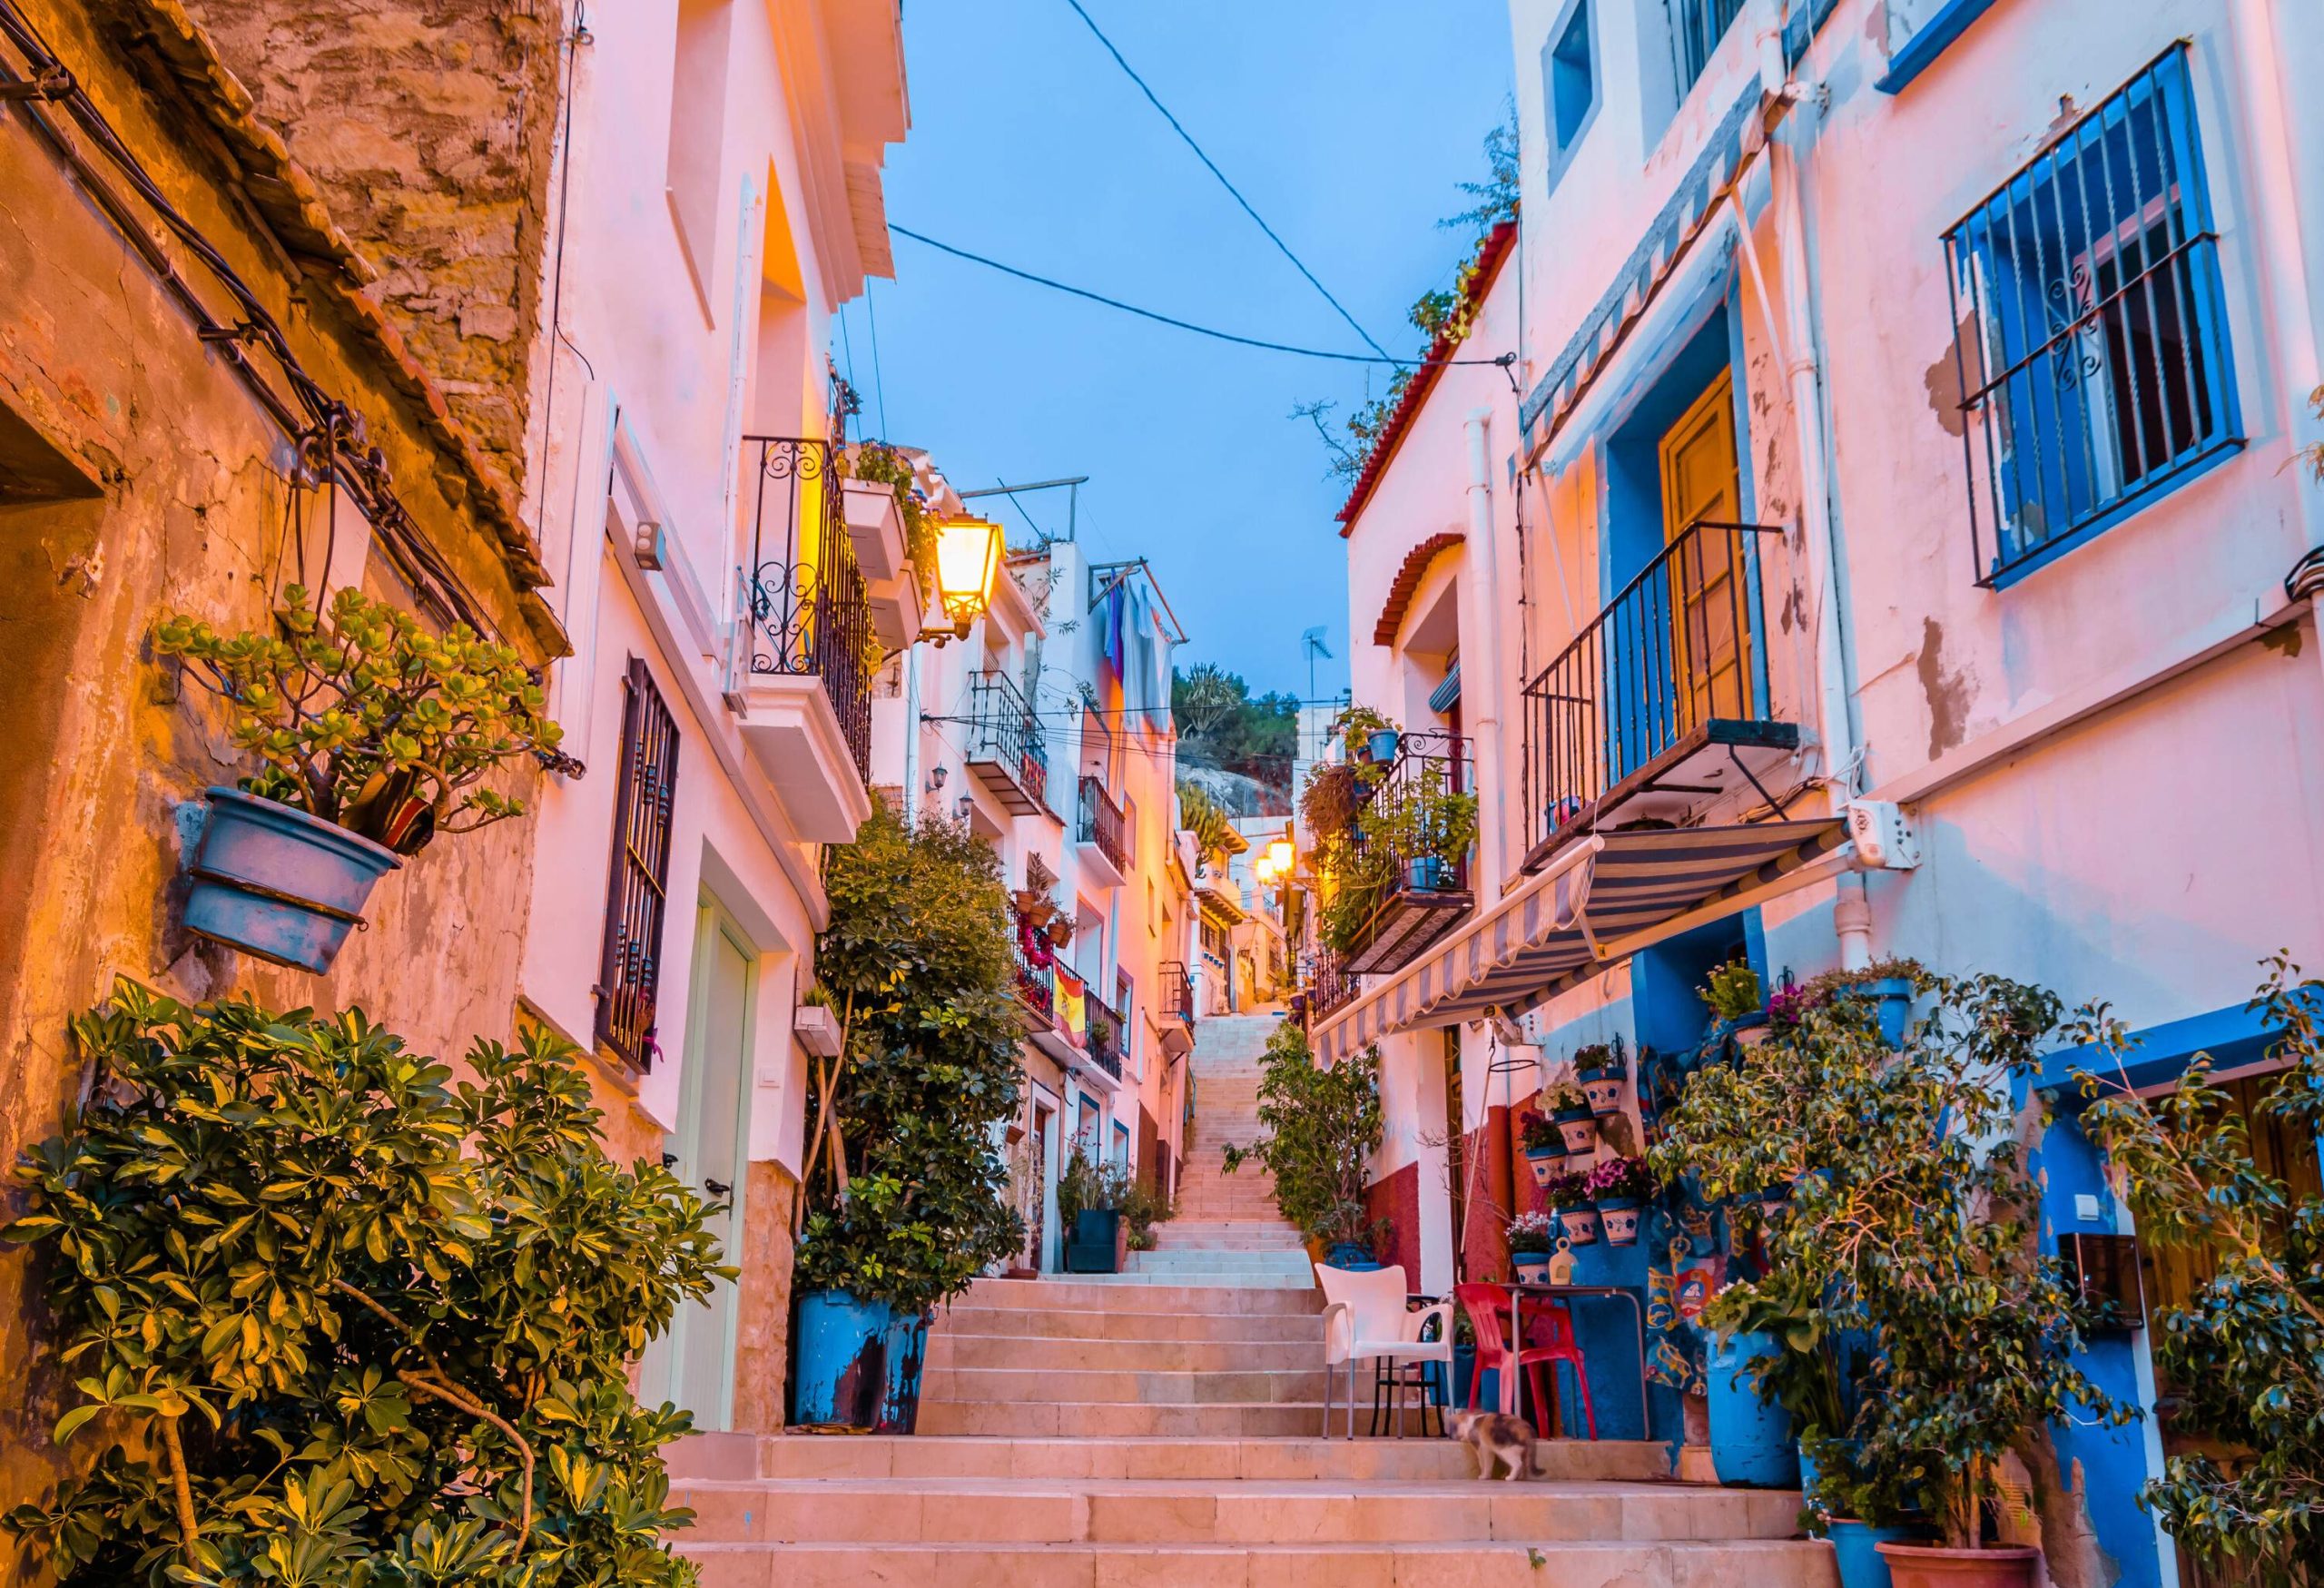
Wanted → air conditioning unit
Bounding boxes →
[1846,800,1920,871]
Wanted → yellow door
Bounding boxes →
[1658,374,1745,730]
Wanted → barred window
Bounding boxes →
[596,657,681,1069]
[1944,45,2239,586]
[1669,0,1743,99]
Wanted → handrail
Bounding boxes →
[1521,519,1779,855]
[737,435,872,776]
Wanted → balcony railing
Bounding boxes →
[1084,987,1126,1080]
[1010,906,1056,1022]
[969,671,1048,815]
[1303,950,1358,1027]
[1157,961,1195,1025]
[738,435,872,776]
[1077,776,1129,874]
[1521,520,1791,870]
[1338,732,1476,977]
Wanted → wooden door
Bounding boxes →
[1658,373,1746,730]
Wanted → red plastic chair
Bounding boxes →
[1453,1283,1598,1439]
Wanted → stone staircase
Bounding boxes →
[668,1011,1835,1583]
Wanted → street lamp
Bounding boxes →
[1265,837,1294,875]
[1254,856,1277,885]
[933,515,1003,640]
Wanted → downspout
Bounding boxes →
[1463,409,1509,888]
[1743,5,1875,969]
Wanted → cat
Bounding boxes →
[1447,1408,1539,1482]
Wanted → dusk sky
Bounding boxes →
[850,0,1516,701]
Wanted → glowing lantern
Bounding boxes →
[934,516,1004,637]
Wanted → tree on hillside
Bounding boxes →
[1173,664,1298,791]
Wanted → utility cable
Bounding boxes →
[1058,0,1394,363]
[891,225,1515,370]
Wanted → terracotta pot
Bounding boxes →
[1875,1544,2041,1588]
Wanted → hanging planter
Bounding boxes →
[1518,1110,1567,1187]
[1597,1197,1642,1246]
[1364,728,1401,764]
[1555,1108,1599,1154]
[1505,1211,1557,1281]
[1583,1155,1656,1249]
[1573,1040,1628,1116]
[1510,1248,1552,1283]
[182,788,402,973]
[1555,1203,1600,1245]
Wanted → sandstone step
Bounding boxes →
[683,1539,1838,1588]
[674,1476,1803,1548]
[671,1434,1673,1485]
[953,1277,1320,1314]
[931,1305,1323,1344]
[921,1366,1329,1406]
[927,1334,1324,1373]
[1066,1272,1313,1289]
[1122,1250,1310,1268]
[915,1398,1423,1438]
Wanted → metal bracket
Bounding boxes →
[1728,744,1790,817]
[0,65,74,102]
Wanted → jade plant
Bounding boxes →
[2,981,725,1586]
[156,586,561,854]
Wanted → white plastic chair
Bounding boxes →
[1315,1264,1453,1439]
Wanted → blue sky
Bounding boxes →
[849,0,1514,700]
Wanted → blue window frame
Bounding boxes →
[1669,0,1744,99]
[1545,0,1595,159]
[1942,45,2240,587]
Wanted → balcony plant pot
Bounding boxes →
[1066,1208,1127,1273]
[873,1307,931,1434]
[1554,1105,1600,1155]
[1510,1248,1553,1284]
[1523,1143,1566,1188]
[1358,728,1400,764]
[867,564,924,651]
[1705,1328,1799,1488]
[1864,977,1916,1049]
[182,787,402,974]
[791,1289,891,1428]
[841,478,908,582]
[1406,854,1448,892]
[1324,1241,1383,1272]
[1873,1544,2040,1588]
[1578,1061,1627,1116]
[1553,1204,1600,1246]
[1597,1195,1642,1247]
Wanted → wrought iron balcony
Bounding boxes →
[737,435,872,777]
[1076,776,1129,883]
[1084,986,1126,1081]
[1010,905,1057,1028]
[968,670,1049,816]
[1157,961,1195,1026]
[1338,732,1476,977]
[1520,520,1797,872]
[1301,950,1358,1029]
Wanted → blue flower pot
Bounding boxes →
[1325,1241,1382,1271]
[1828,1521,1921,1588]
[1510,1248,1551,1283]
[182,787,400,973]
[1707,1329,1799,1487]
[1865,977,1915,1047]
[1523,1146,1565,1187]
[1440,1343,1477,1406]
[876,1308,931,1434]
[1598,1195,1642,1246]
[1366,729,1401,764]
[792,1289,890,1428]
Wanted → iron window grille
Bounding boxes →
[1942,44,2238,587]
[596,656,680,1070]
[736,435,874,774]
[1669,0,1743,100]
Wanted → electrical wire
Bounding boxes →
[1057,0,1394,363]
[864,277,892,438]
[891,225,1516,370]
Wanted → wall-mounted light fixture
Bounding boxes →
[933,515,1003,640]
[632,519,666,572]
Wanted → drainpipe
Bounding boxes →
[1738,12,1875,971]
[1463,409,1508,888]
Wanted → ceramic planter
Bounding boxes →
[1598,1196,1642,1246]
[1578,1065,1627,1115]
[792,1289,890,1427]
[1732,1024,1772,1048]
[1706,1329,1799,1488]
[1873,1544,2040,1588]
[1510,1249,1552,1283]
[1830,1523,1923,1588]
[867,563,924,651]
[1365,728,1401,764]
[1523,1145,1566,1187]
[1325,1240,1383,1271]
[841,478,908,581]
[1555,1205,1600,1246]
[182,787,401,973]
[1407,854,1448,892]
[1865,977,1915,1048]
[1554,1108,1600,1154]
[1066,1208,1126,1273]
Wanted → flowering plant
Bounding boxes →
[1766,981,1820,1035]
[1541,1169,1593,1208]
[1584,1155,1655,1203]
[1572,1038,1625,1075]
[1505,1210,1559,1252]
[1518,1110,1564,1152]
[1541,1080,1590,1115]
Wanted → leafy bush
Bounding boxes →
[1221,1022,1384,1248]
[156,586,561,854]
[1700,962,1764,1023]
[2,981,724,1586]
[796,804,1026,1314]
[2070,955,2324,1580]
[1122,1179,1174,1252]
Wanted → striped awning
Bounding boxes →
[1312,819,1850,1064]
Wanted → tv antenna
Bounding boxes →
[1301,626,1334,697]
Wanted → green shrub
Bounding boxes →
[1221,1021,1385,1249]
[2,981,725,1586]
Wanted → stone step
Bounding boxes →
[926,1335,1324,1373]
[921,1366,1329,1406]
[683,1539,1838,1588]
[953,1277,1320,1315]
[931,1305,1324,1344]
[915,1399,1425,1438]
[1065,1271,1313,1289]
[1123,1248,1309,1266]
[673,1434,1673,1485]
[673,1477,1803,1548]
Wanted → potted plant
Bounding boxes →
[1332,704,1400,767]
[1573,1038,1628,1115]
[1506,1209,1559,1282]
[1657,971,2116,1587]
[1584,1154,1654,1247]
[1542,1079,1599,1154]
[1059,1153,1131,1273]
[1541,1169,1598,1246]
[1518,1109,1569,1185]
[1222,1021,1387,1266]
[1702,962,1767,1044]
[153,587,561,972]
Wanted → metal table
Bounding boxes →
[1501,1282,1651,1434]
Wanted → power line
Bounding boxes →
[891,226,1515,370]
[864,277,892,438]
[1059,0,1395,363]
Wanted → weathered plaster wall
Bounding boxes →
[180,0,563,504]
